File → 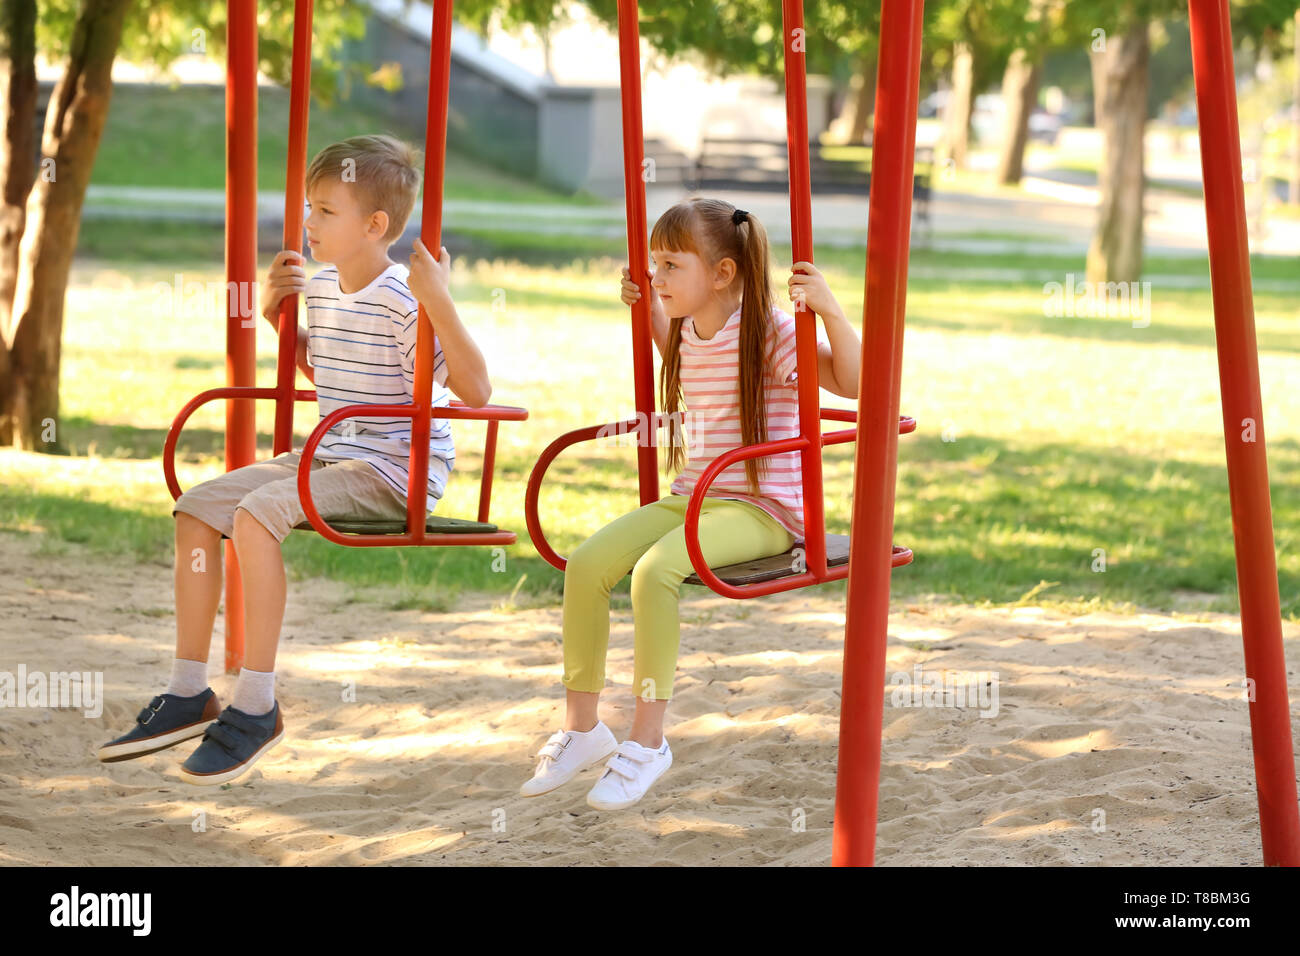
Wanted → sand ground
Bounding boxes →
[0,529,1295,866]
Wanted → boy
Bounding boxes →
[97,134,491,785]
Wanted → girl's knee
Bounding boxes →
[629,551,680,600]
[566,536,620,583]
[565,538,598,577]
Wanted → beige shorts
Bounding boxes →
[172,451,410,543]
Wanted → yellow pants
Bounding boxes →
[562,494,796,701]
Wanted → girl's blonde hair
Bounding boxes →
[650,197,778,496]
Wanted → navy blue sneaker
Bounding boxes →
[178,703,285,786]
[97,689,221,762]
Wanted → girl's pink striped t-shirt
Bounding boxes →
[669,305,830,540]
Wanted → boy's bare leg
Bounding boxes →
[174,512,224,663]
[230,508,286,674]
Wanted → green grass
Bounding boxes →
[79,81,617,265]
[92,83,604,204]
[3,243,1298,618]
[75,218,227,263]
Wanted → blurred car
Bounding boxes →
[920,89,1063,145]
[918,90,949,118]
[1027,107,1063,144]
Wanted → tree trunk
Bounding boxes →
[1088,38,1106,127]
[6,0,131,451]
[848,52,875,144]
[1086,20,1149,285]
[0,0,37,446]
[1290,10,1299,205]
[994,48,1042,185]
[941,40,975,169]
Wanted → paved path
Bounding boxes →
[83,172,1300,260]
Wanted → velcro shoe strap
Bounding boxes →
[219,709,268,736]
[204,722,242,752]
[606,746,652,780]
[537,732,570,762]
[136,696,166,725]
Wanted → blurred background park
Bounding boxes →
[0,0,1297,620]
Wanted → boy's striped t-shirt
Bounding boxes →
[668,305,830,540]
[304,262,455,507]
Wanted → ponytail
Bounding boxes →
[733,209,776,496]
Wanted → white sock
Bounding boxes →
[231,668,276,716]
[166,658,210,698]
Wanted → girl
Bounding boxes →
[521,197,862,810]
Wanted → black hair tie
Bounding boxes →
[731,208,750,226]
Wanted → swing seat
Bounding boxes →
[683,536,912,586]
[292,515,497,535]
[526,413,917,595]
[163,391,526,548]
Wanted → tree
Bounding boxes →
[843,47,877,144]
[944,39,976,167]
[1084,1,1194,284]
[994,0,1083,185]
[0,0,37,445]
[1087,17,1150,283]
[923,1,1025,171]
[0,0,372,451]
[1083,0,1300,283]
[569,1,884,139]
[993,49,1041,183]
[1,0,132,450]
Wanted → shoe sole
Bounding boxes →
[96,719,217,763]
[585,755,673,810]
[176,727,286,787]
[519,742,618,798]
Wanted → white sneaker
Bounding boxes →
[520,721,619,797]
[585,738,673,810]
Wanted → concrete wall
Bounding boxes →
[339,9,541,180]
[537,86,625,196]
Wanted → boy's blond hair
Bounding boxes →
[305,134,423,243]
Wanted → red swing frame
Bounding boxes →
[526,0,1300,867]
[181,0,1296,868]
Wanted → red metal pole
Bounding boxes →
[832,0,925,867]
[616,0,659,505]
[404,0,455,541]
[1187,0,1300,866]
[273,0,314,455]
[223,0,258,673]
[781,0,826,579]
[478,420,499,523]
